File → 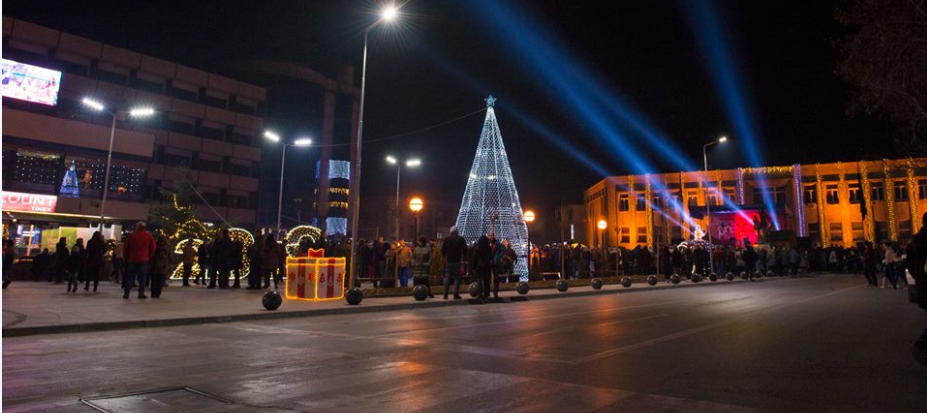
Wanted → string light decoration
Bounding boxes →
[742,165,795,175]
[170,238,203,280]
[815,164,828,247]
[228,228,254,278]
[645,175,653,247]
[907,158,920,234]
[860,161,875,243]
[455,96,530,280]
[884,160,897,241]
[793,164,806,237]
[736,168,745,205]
[284,225,322,256]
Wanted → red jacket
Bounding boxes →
[125,229,156,263]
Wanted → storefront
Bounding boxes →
[2,191,123,256]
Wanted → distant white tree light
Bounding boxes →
[455,96,530,280]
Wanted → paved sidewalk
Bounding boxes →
[2,276,781,337]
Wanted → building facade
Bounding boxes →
[228,60,360,235]
[584,159,927,249]
[2,17,266,248]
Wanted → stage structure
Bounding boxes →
[455,96,530,280]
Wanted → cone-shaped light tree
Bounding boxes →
[455,96,530,280]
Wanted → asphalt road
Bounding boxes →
[3,274,926,412]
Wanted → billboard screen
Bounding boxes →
[709,209,760,246]
[2,58,62,106]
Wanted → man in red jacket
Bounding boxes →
[123,221,156,299]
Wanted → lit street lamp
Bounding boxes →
[409,197,423,237]
[349,5,401,288]
[597,219,607,278]
[386,155,421,241]
[82,97,155,230]
[703,135,728,275]
[524,210,535,278]
[265,131,312,237]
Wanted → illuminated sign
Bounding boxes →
[2,59,62,106]
[285,257,346,301]
[1,191,58,213]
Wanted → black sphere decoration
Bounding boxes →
[413,284,429,301]
[670,274,681,285]
[708,273,718,282]
[647,275,658,286]
[468,282,482,298]
[516,281,530,295]
[556,279,569,292]
[726,272,735,281]
[691,274,702,283]
[262,290,282,311]
[591,278,603,290]
[346,287,363,305]
[621,276,632,288]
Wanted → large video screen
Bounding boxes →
[2,59,62,106]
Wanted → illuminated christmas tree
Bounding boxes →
[149,167,210,243]
[455,96,530,280]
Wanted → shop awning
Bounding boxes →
[2,210,113,226]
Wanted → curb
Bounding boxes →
[2,276,786,338]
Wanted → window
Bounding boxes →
[894,181,909,201]
[826,185,840,204]
[620,228,630,244]
[635,194,647,211]
[870,182,885,201]
[723,189,736,205]
[706,189,719,206]
[10,150,61,185]
[637,227,647,244]
[804,185,817,204]
[618,194,630,212]
[671,226,682,241]
[900,220,913,240]
[808,223,821,239]
[875,221,889,242]
[848,184,862,204]
[829,223,843,242]
[919,180,927,200]
[851,222,864,242]
[686,190,699,207]
[773,187,787,205]
[652,195,663,210]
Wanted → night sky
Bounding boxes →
[5,0,888,238]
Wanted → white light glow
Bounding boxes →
[82,97,105,111]
[381,5,398,21]
[719,136,728,143]
[264,131,281,142]
[294,138,312,147]
[129,107,155,117]
[406,159,421,167]
[386,156,397,164]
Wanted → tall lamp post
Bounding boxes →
[349,5,401,288]
[386,156,420,241]
[265,131,312,237]
[409,197,423,237]
[524,210,535,278]
[597,219,607,278]
[81,98,155,231]
[703,135,728,275]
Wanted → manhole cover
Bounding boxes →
[81,387,232,412]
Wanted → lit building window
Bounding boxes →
[919,180,927,200]
[804,185,817,204]
[636,227,647,244]
[635,194,647,211]
[620,228,630,244]
[852,222,865,242]
[829,223,843,242]
[894,181,909,202]
[848,184,862,204]
[826,185,840,205]
[618,194,630,212]
[871,183,885,201]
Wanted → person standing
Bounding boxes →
[247,234,264,290]
[881,242,902,289]
[112,238,125,284]
[149,235,171,298]
[263,234,280,289]
[230,236,244,289]
[2,239,15,289]
[84,231,106,292]
[471,235,494,299]
[411,237,434,298]
[195,240,210,286]
[495,240,517,298]
[396,240,412,288]
[373,236,388,289]
[123,222,156,299]
[67,239,86,293]
[863,243,878,286]
[181,241,195,287]
[905,212,927,366]
[32,248,51,282]
[53,237,69,284]
[441,226,467,299]
[211,229,233,289]
[743,245,758,282]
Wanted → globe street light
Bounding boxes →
[386,155,421,241]
[265,130,312,237]
[524,210,536,278]
[409,197,423,237]
[703,135,728,275]
[350,6,401,287]
[597,219,607,278]
[81,97,155,230]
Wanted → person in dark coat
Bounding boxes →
[210,229,233,289]
[905,212,927,366]
[84,231,107,292]
[441,226,468,299]
[196,240,210,285]
[2,239,15,289]
[230,237,244,288]
[67,239,86,292]
[247,234,265,290]
[263,235,280,289]
[32,248,51,282]
[743,245,759,281]
[53,237,69,284]
[149,235,171,298]
[471,235,494,299]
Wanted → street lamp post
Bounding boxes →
[265,131,311,237]
[597,219,607,278]
[409,197,423,237]
[349,6,400,288]
[702,135,728,275]
[81,98,155,231]
[386,156,420,241]
[524,210,535,278]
